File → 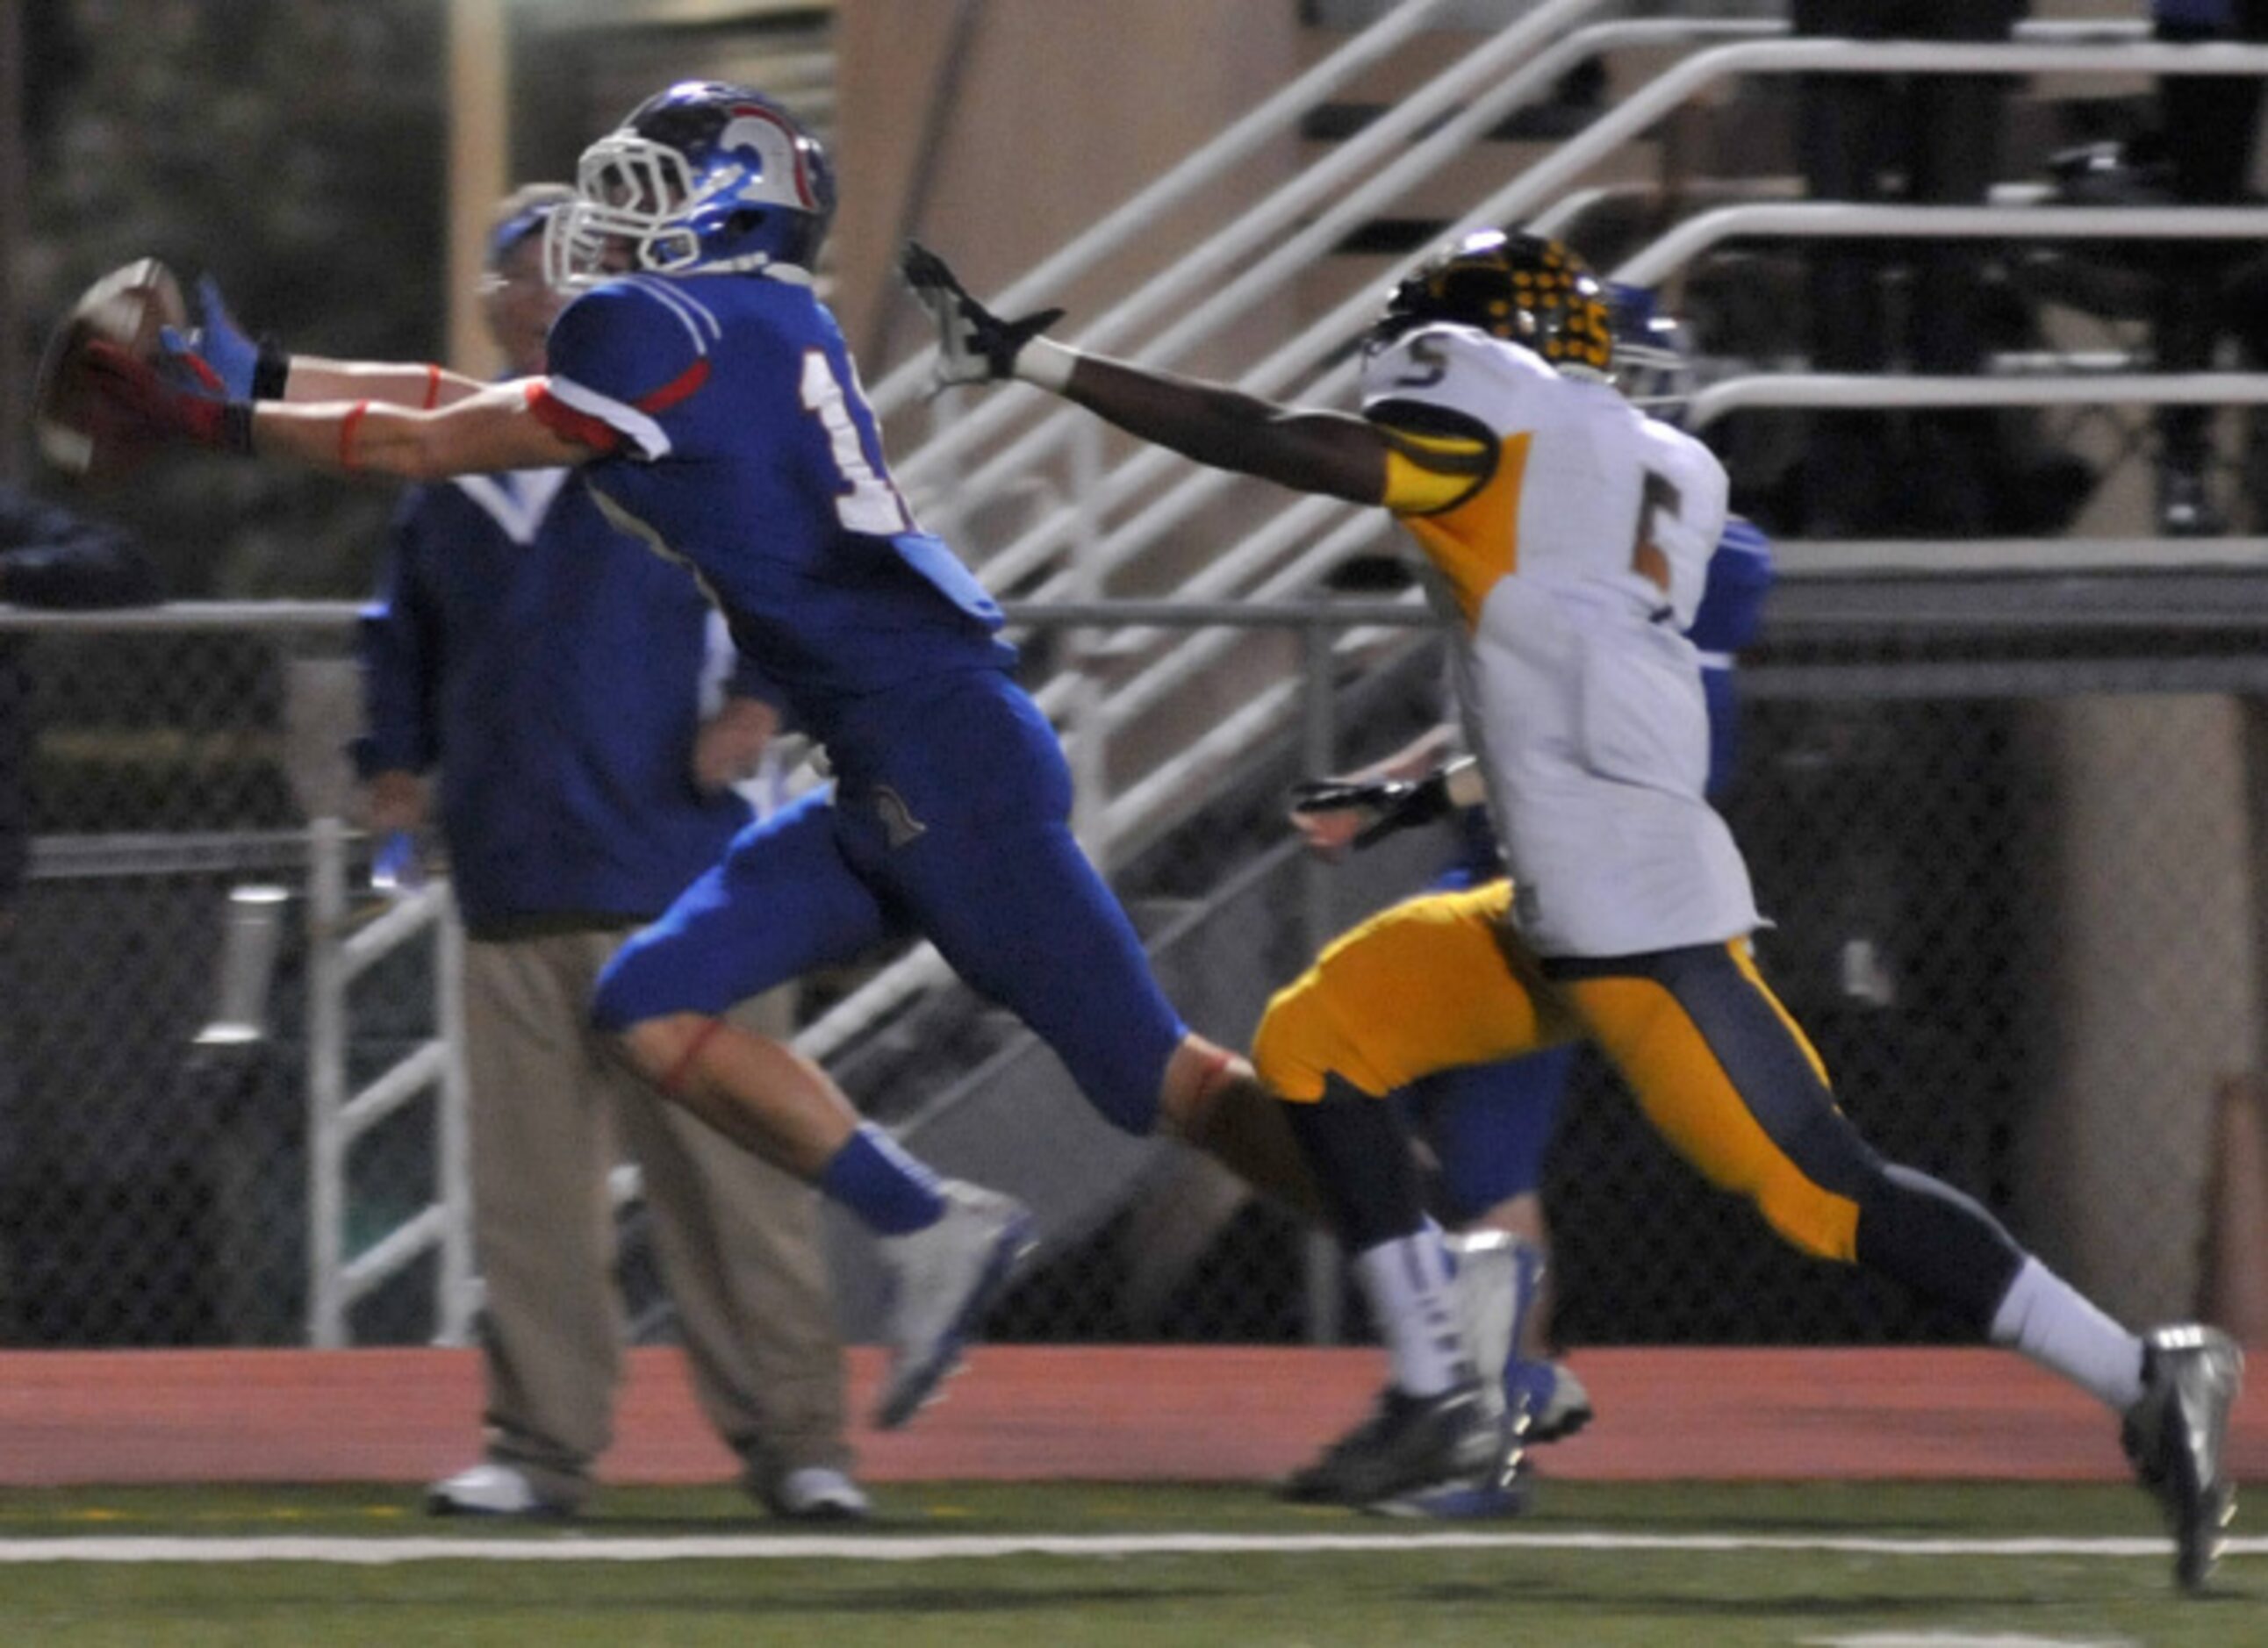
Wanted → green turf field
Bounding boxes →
[0,1480,2258,1646]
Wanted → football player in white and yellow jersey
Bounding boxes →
[904,233,2241,1586]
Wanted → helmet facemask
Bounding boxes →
[547,133,701,288]
[1607,283,1696,425]
[545,83,834,289]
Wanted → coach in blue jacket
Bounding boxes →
[347,187,861,1521]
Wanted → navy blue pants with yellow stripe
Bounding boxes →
[1250,882,2024,1331]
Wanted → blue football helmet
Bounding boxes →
[1367,228,1613,380]
[547,82,836,285]
[1607,283,1695,424]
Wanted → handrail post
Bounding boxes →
[1066,419,1111,867]
[1298,617,1344,1345]
[304,814,348,1348]
[434,894,477,1345]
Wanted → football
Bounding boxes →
[32,256,190,480]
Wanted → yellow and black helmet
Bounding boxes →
[1369,228,1614,379]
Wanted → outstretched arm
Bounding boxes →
[277,357,496,412]
[250,380,592,479]
[88,345,596,480]
[901,241,1388,506]
[1049,351,1388,505]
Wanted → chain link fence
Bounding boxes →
[1,591,2257,1353]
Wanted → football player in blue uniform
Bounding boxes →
[96,82,1311,1433]
[901,229,2243,1586]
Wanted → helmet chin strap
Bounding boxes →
[660,250,814,283]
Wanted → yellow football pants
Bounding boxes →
[1249,882,1863,1264]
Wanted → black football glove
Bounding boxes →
[900,240,1066,388]
[1289,769,1453,850]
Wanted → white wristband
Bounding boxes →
[1014,337,1081,392]
[1442,756,1487,811]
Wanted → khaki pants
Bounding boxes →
[462,928,846,1506]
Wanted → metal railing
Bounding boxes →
[889,19,2246,579]
[895,25,2268,790]
[907,33,2268,838]
[302,818,473,1348]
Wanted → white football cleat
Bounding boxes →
[872,1180,1037,1429]
[762,1465,872,1523]
[425,1460,575,1519]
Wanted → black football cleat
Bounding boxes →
[1279,1380,1500,1509]
[2122,1323,2243,1592]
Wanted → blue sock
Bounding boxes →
[818,1123,946,1236]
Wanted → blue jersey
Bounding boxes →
[552,269,1188,1133]
[532,271,1015,745]
[1690,514,1774,799]
[1688,514,1773,662]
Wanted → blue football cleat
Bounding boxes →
[1506,1354,1595,1445]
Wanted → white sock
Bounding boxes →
[1353,1228,1471,1398]
[1988,1256,2145,1411]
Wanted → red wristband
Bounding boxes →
[421,364,442,411]
[339,401,370,471]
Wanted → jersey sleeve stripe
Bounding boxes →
[1719,517,1772,561]
[626,275,723,347]
[531,378,665,460]
[634,357,712,416]
[1368,407,1498,517]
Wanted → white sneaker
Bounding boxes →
[764,1466,872,1523]
[1446,1229,1521,1432]
[425,1461,574,1518]
[873,1180,1037,1429]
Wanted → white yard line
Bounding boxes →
[0,1530,2259,1565]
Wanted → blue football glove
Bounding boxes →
[370,829,427,899]
[159,276,275,399]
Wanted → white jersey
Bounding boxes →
[1361,321,1760,957]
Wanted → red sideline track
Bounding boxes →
[0,1345,2260,1487]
